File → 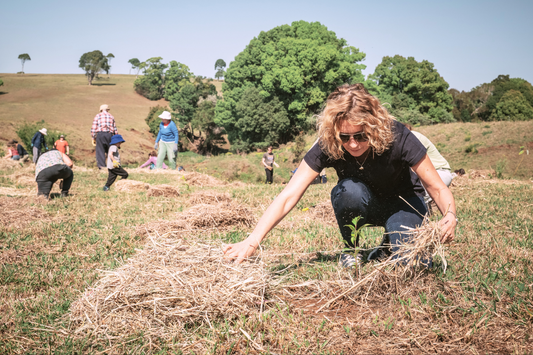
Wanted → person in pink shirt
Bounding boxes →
[140,151,167,169]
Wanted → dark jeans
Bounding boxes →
[36,165,74,198]
[95,132,113,169]
[105,167,128,187]
[331,178,427,259]
[265,168,273,184]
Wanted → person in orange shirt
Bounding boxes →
[54,135,70,155]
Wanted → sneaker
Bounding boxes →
[339,253,362,268]
[103,186,109,191]
[61,191,69,197]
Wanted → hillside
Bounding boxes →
[1,74,532,180]
[0,74,222,165]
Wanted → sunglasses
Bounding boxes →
[339,132,368,143]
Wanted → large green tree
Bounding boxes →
[231,86,290,152]
[491,90,533,121]
[79,50,109,85]
[18,53,31,73]
[215,20,367,145]
[133,57,168,100]
[484,75,533,120]
[370,55,454,123]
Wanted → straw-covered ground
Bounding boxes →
[0,161,532,354]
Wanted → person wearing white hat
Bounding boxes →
[154,110,179,170]
[91,104,118,169]
[31,128,49,163]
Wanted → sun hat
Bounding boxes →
[39,128,48,135]
[60,135,64,138]
[8,139,18,144]
[100,104,110,111]
[110,134,125,145]
[158,111,172,120]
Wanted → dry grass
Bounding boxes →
[0,196,48,229]
[146,184,180,197]
[68,235,270,342]
[114,179,149,192]
[187,190,232,205]
[184,172,227,187]
[135,202,255,238]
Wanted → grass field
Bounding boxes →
[0,74,532,353]
[0,163,532,354]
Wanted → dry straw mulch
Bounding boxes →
[0,196,48,229]
[307,200,336,226]
[184,172,226,187]
[114,179,150,192]
[146,184,180,197]
[69,236,270,340]
[187,190,232,205]
[135,201,255,237]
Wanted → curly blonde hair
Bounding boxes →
[317,83,395,160]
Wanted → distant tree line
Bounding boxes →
[125,20,532,153]
[449,75,533,122]
[131,57,224,154]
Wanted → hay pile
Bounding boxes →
[184,172,226,187]
[0,159,21,170]
[15,175,36,186]
[468,169,496,179]
[114,179,149,192]
[136,201,255,237]
[0,187,33,196]
[69,236,270,339]
[0,196,48,228]
[147,184,180,197]
[187,190,232,205]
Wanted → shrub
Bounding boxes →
[16,121,69,157]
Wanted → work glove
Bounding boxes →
[154,142,158,150]
[46,147,49,150]
[113,160,120,169]
[92,139,96,147]
[31,144,33,147]
[173,143,178,153]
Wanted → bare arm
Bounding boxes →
[61,152,73,168]
[223,160,319,263]
[66,145,69,155]
[412,154,457,243]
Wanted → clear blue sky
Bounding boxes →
[1,0,531,91]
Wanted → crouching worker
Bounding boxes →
[35,148,73,199]
[223,83,457,267]
[103,135,128,191]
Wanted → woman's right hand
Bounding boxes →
[223,239,258,264]
[154,142,158,150]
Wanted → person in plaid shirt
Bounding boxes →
[91,104,118,169]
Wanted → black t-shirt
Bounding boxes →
[303,120,427,198]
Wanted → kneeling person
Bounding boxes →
[35,149,74,199]
[103,135,128,191]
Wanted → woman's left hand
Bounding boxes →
[438,212,457,243]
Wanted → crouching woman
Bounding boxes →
[35,148,74,199]
[223,84,457,264]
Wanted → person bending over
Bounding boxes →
[223,83,457,266]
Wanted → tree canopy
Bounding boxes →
[449,75,533,122]
[78,50,109,85]
[133,57,168,100]
[18,53,31,73]
[128,58,141,76]
[215,20,367,148]
[214,59,226,81]
[370,55,454,123]
[492,90,533,121]
[106,53,115,76]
